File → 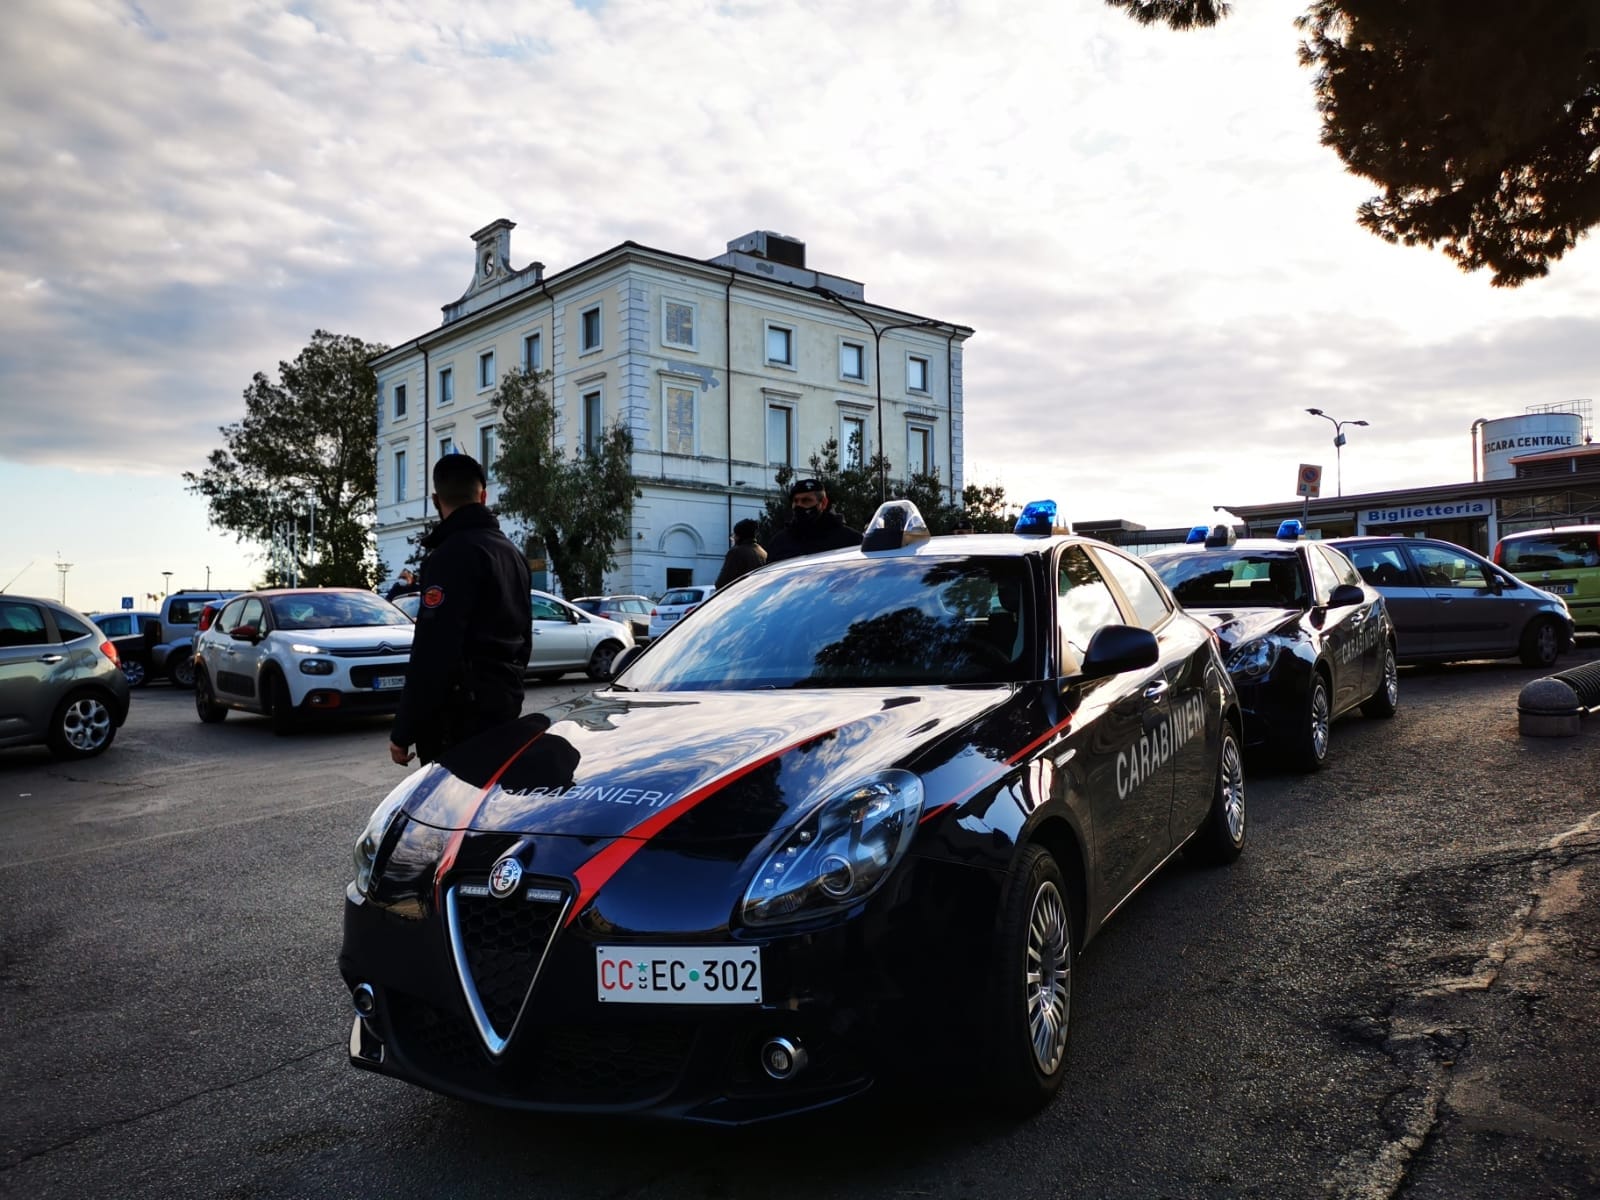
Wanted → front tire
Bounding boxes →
[983,844,1074,1115]
[47,689,118,760]
[266,672,298,736]
[1519,618,1562,668]
[1291,671,1332,771]
[586,640,624,681]
[1192,718,1246,864]
[1361,642,1399,717]
[167,652,196,689]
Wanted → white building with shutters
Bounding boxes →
[371,219,973,596]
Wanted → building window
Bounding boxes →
[393,449,407,502]
[438,366,453,406]
[767,403,795,466]
[583,389,604,454]
[664,383,696,456]
[523,331,542,373]
[479,424,497,480]
[907,424,933,476]
[841,414,867,468]
[907,354,930,393]
[765,323,795,368]
[393,383,407,419]
[438,435,454,459]
[478,349,496,391]
[663,299,697,350]
[840,340,865,382]
[581,305,602,354]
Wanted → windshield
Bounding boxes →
[268,592,412,631]
[616,555,1033,691]
[1146,550,1307,609]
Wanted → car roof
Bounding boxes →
[1497,524,1600,538]
[1146,539,1307,556]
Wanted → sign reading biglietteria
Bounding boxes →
[1362,498,1491,526]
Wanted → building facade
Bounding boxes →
[371,221,973,596]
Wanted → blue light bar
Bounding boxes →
[1185,524,1210,544]
[1276,519,1304,541]
[1014,500,1059,537]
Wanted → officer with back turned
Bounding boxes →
[389,453,532,766]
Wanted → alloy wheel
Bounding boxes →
[1025,880,1071,1075]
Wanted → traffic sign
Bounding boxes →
[1296,463,1323,498]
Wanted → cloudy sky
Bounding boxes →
[3,0,1596,610]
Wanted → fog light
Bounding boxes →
[352,983,376,1017]
[760,1036,808,1081]
[308,690,341,708]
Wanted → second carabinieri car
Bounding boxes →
[340,500,1247,1123]
[1145,521,1398,771]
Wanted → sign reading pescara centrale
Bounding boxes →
[1363,499,1491,526]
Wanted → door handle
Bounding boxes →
[1142,679,1170,701]
[38,654,65,664]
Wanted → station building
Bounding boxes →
[370,220,972,595]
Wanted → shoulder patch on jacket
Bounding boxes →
[422,585,445,609]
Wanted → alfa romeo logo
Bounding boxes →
[488,856,523,899]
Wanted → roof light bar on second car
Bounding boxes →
[1276,519,1304,541]
[862,500,932,552]
[1014,500,1072,537]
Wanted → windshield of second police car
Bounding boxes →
[615,556,1035,690]
[1146,550,1307,610]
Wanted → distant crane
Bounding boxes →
[55,555,73,603]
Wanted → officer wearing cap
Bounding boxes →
[765,477,863,563]
[389,453,533,766]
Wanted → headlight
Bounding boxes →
[1226,638,1279,678]
[299,658,335,675]
[742,770,923,927]
[290,643,324,654]
[352,770,431,897]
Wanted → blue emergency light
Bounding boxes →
[1276,519,1304,541]
[1014,500,1060,537]
[1185,524,1210,544]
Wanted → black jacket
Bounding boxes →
[715,540,768,588]
[765,509,863,563]
[391,504,532,758]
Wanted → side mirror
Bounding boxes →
[1328,583,1365,609]
[1074,624,1160,682]
[231,625,259,642]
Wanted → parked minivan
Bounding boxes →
[1492,525,1600,634]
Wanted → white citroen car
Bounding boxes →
[192,589,415,733]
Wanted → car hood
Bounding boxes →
[402,687,1013,842]
[1184,607,1301,652]
[270,626,414,650]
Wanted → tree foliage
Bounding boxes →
[1112,0,1600,286]
[184,329,389,588]
[757,437,1013,542]
[491,368,641,598]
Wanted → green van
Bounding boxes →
[1493,525,1600,633]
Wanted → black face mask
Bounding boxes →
[791,506,823,530]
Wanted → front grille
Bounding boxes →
[330,643,412,658]
[455,889,564,1035]
[349,664,408,688]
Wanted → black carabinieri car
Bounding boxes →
[340,501,1247,1123]
[1146,522,1398,771]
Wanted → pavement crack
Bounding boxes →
[0,1040,343,1173]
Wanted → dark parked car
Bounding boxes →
[340,499,1246,1122]
[88,609,161,687]
[0,596,131,759]
[572,594,653,642]
[1328,535,1574,667]
[1146,522,1397,770]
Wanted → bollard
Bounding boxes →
[1518,676,1583,737]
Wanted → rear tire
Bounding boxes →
[1361,642,1399,717]
[983,844,1074,1115]
[1291,671,1331,771]
[1519,618,1562,668]
[194,668,227,723]
[47,689,118,760]
[1192,718,1246,865]
[120,657,149,688]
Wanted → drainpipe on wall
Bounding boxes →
[420,346,430,524]
[1470,417,1488,483]
[944,329,957,508]
[725,271,735,542]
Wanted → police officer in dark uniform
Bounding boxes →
[765,478,863,563]
[389,453,532,766]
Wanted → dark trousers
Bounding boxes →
[416,693,523,765]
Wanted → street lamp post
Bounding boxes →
[816,289,943,503]
[1305,408,1369,497]
[161,570,173,598]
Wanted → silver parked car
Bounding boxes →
[528,589,635,682]
[0,595,131,759]
[1326,536,1573,667]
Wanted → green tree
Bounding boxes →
[758,437,1011,539]
[185,330,389,587]
[1109,0,1600,286]
[491,367,641,598]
